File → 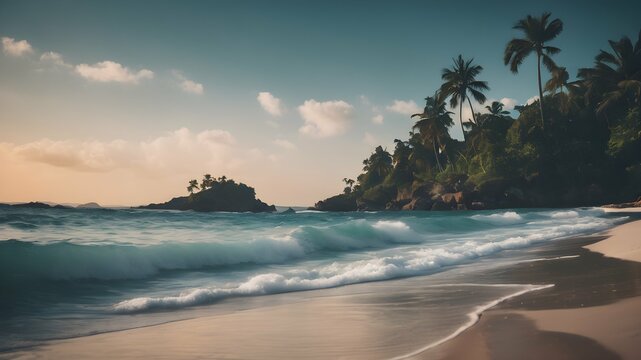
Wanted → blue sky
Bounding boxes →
[1,0,640,206]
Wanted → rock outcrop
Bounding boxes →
[138,180,275,213]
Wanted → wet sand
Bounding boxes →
[5,220,641,360]
[426,220,641,360]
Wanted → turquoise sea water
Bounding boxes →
[0,206,627,351]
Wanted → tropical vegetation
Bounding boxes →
[314,16,641,211]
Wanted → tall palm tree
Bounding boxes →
[504,12,563,130]
[440,55,489,142]
[187,179,199,195]
[411,91,454,171]
[578,30,641,115]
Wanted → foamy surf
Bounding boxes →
[113,215,612,313]
[0,206,628,351]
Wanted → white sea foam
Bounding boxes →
[113,216,612,313]
[549,210,579,219]
[471,211,523,224]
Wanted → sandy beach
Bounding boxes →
[5,218,641,360]
[427,219,641,360]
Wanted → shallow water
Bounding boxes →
[0,206,627,351]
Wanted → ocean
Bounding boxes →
[0,206,628,355]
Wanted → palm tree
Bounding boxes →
[578,30,641,115]
[342,178,355,194]
[545,67,581,113]
[440,55,489,142]
[544,67,570,94]
[187,179,199,195]
[362,146,393,185]
[411,91,454,171]
[485,101,510,117]
[200,174,214,190]
[504,12,563,130]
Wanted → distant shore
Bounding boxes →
[6,218,640,359]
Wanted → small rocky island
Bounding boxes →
[138,174,276,213]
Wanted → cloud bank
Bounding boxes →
[5,128,239,173]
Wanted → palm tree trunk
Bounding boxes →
[459,102,466,142]
[467,96,477,124]
[432,138,443,172]
[537,52,545,131]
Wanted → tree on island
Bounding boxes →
[440,55,489,141]
[187,179,199,195]
[342,178,355,194]
[504,12,563,130]
[200,174,215,190]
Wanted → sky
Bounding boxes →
[1,0,640,206]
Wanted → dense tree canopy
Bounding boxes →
[315,20,641,211]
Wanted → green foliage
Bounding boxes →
[362,184,397,205]
[320,26,641,210]
[608,107,641,163]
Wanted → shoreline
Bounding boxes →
[425,219,641,359]
[5,218,641,359]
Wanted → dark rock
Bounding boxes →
[431,200,450,211]
[10,202,69,209]
[385,199,410,211]
[441,192,464,206]
[313,194,357,212]
[402,197,432,210]
[12,202,53,209]
[280,207,296,214]
[138,181,276,213]
[77,202,102,209]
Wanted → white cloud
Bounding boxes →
[363,132,378,146]
[40,51,71,68]
[8,128,239,173]
[180,79,204,95]
[172,71,204,95]
[525,96,540,105]
[298,99,353,138]
[499,97,518,110]
[257,92,284,117]
[1,37,33,57]
[273,139,296,150]
[75,60,154,84]
[371,114,384,124]
[386,100,421,116]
